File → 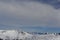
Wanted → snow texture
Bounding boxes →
[0,30,60,40]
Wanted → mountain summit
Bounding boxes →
[0,30,32,40]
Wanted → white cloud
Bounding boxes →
[0,1,60,27]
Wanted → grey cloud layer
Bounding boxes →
[0,1,60,27]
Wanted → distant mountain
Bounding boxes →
[0,30,60,40]
[0,30,32,40]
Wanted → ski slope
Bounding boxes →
[0,30,60,40]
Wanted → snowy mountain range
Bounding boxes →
[0,30,60,40]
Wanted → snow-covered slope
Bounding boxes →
[0,30,60,40]
[0,30,32,40]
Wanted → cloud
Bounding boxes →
[0,0,60,27]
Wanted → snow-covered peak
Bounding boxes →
[0,30,32,40]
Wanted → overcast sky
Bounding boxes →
[0,0,60,32]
